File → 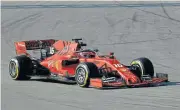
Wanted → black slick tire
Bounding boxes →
[75,62,101,88]
[130,57,154,78]
[9,55,33,80]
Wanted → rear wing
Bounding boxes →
[14,39,56,55]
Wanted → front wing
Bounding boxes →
[90,73,168,89]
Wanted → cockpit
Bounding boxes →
[75,49,97,58]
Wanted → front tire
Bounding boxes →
[75,62,101,88]
[130,57,154,78]
[9,55,33,80]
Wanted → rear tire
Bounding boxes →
[130,57,154,78]
[75,62,101,88]
[9,55,33,80]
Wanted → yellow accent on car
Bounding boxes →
[13,65,19,79]
[79,71,89,87]
[55,61,59,70]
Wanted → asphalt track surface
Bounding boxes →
[1,1,180,110]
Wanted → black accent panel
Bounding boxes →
[62,59,79,66]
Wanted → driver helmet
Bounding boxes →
[79,52,95,58]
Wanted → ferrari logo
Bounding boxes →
[55,61,59,70]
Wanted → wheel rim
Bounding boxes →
[76,67,86,83]
[131,64,142,78]
[9,61,17,77]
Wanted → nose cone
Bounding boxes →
[118,68,141,84]
[128,77,140,84]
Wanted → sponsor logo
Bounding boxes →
[120,68,127,72]
[25,40,54,49]
[113,64,123,68]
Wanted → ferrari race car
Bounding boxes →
[9,38,168,89]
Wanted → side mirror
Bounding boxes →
[80,42,87,46]
[72,38,82,43]
[94,49,99,52]
[109,52,114,55]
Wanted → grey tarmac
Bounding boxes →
[1,1,180,110]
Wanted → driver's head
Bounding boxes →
[79,52,95,58]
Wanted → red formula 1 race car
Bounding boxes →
[9,38,168,89]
